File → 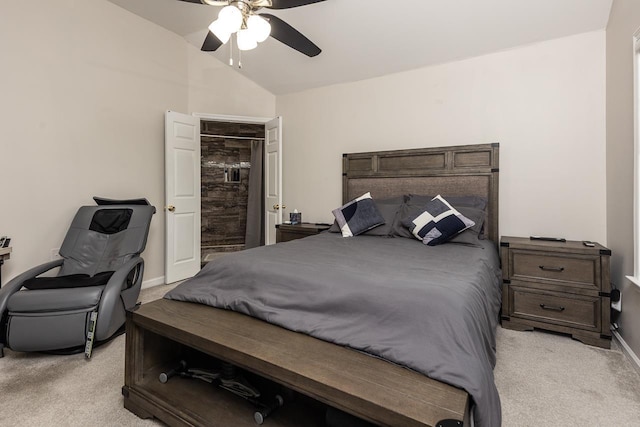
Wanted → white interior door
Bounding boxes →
[165,111,201,284]
[265,117,282,245]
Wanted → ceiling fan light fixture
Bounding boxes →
[237,29,258,50]
[185,0,325,59]
[247,15,271,43]
[218,5,243,33]
[208,19,232,44]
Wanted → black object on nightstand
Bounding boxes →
[276,223,331,243]
[500,236,612,349]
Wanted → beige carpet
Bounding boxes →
[495,327,640,426]
[1,284,639,426]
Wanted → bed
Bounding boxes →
[123,143,501,427]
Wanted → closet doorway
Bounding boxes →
[164,112,282,284]
[200,119,264,264]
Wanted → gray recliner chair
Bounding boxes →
[0,197,155,358]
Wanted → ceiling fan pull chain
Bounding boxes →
[238,48,243,69]
[229,34,234,66]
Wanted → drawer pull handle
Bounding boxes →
[538,265,564,272]
[540,304,565,312]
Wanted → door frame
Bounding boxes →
[264,116,283,245]
[193,113,273,125]
[193,112,282,243]
[165,112,281,284]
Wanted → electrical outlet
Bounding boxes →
[50,248,62,261]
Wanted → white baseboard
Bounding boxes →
[141,276,165,289]
[612,329,640,376]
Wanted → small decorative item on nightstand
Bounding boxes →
[500,236,612,349]
[289,209,302,225]
[276,223,330,243]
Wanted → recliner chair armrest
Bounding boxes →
[0,259,64,316]
[95,256,145,340]
[102,256,144,294]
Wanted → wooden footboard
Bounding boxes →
[123,299,469,427]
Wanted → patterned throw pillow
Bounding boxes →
[332,192,385,237]
[401,195,475,245]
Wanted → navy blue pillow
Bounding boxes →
[332,192,385,237]
[401,195,475,245]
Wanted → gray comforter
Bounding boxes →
[165,233,502,427]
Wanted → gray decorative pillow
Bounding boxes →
[391,203,418,239]
[447,229,482,246]
[332,192,385,237]
[401,195,475,245]
[362,196,404,236]
[455,206,485,235]
[329,196,404,235]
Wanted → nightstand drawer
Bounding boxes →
[510,250,600,290]
[510,286,600,332]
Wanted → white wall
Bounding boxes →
[277,31,607,244]
[606,0,640,362]
[0,0,275,286]
[187,47,275,118]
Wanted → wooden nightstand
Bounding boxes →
[500,236,612,348]
[276,223,331,243]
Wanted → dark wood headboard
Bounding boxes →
[342,143,500,244]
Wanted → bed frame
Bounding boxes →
[122,143,500,427]
[343,143,499,245]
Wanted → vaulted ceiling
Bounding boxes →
[108,0,612,95]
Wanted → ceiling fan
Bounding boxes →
[177,0,324,57]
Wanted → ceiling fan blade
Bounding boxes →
[201,31,224,51]
[268,0,326,9]
[176,0,206,4]
[260,13,321,57]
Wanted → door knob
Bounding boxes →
[167,205,175,212]
[272,204,287,210]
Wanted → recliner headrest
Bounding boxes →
[93,196,152,206]
[90,209,133,235]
